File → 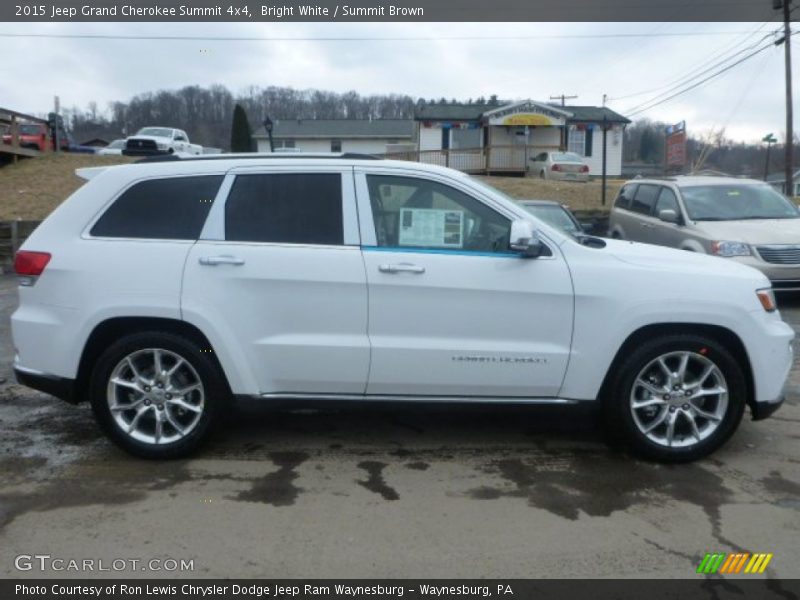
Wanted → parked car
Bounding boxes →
[519,200,586,236]
[1,122,52,152]
[608,176,800,292]
[12,155,791,462]
[123,127,202,156]
[97,139,126,156]
[529,151,590,181]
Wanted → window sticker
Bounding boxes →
[398,208,463,248]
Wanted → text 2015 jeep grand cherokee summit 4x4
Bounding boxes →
[11,154,793,461]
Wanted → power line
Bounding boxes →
[621,26,781,113]
[607,20,777,103]
[0,30,765,42]
[625,35,791,118]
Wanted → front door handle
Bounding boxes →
[378,263,426,274]
[199,255,245,266]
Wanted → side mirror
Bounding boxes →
[658,209,680,224]
[509,219,543,258]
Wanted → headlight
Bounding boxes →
[711,241,751,257]
[157,142,168,150]
[756,288,777,312]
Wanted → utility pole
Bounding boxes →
[549,94,578,107]
[601,115,609,206]
[775,0,794,196]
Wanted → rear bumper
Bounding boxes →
[13,365,77,404]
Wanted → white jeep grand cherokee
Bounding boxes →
[11,154,793,461]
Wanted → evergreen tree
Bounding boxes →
[230,104,252,152]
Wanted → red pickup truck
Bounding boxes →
[2,123,53,152]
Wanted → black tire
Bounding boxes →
[604,334,746,462]
[539,170,546,179]
[89,331,228,459]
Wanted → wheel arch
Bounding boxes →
[74,317,231,402]
[597,322,755,413]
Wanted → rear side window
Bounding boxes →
[91,176,223,239]
[614,184,637,209]
[225,173,343,245]
[630,184,660,215]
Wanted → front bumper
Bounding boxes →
[731,256,800,291]
[751,395,784,420]
[14,365,77,404]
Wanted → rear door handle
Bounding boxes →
[199,255,245,266]
[378,263,426,274]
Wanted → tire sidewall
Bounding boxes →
[89,332,226,459]
[609,335,746,462]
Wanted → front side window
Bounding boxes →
[91,176,223,239]
[655,187,680,215]
[225,173,343,245]
[366,175,511,253]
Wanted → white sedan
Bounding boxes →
[530,151,590,182]
[97,139,126,156]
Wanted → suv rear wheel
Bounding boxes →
[605,334,746,462]
[89,332,227,458]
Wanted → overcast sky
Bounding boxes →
[0,21,794,143]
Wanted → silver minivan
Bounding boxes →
[608,176,800,291]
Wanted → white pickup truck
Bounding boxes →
[122,127,202,156]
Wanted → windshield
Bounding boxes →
[551,152,583,162]
[523,204,580,234]
[107,139,126,149]
[681,184,799,221]
[136,128,173,138]
[19,124,43,135]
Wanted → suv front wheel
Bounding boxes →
[89,332,227,458]
[606,334,746,462]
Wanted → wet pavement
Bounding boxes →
[0,273,798,579]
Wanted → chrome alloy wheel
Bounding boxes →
[630,351,728,448]
[106,348,205,445]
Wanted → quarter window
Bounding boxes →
[366,175,511,253]
[614,184,637,209]
[225,173,343,245]
[630,184,660,215]
[90,176,223,239]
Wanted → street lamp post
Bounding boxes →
[263,116,274,152]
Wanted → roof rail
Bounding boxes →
[135,152,383,164]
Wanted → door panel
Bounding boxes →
[183,243,369,394]
[181,168,369,395]
[356,170,573,398]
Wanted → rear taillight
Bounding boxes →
[551,164,562,172]
[14,251,51,286]
[580,165,589,173]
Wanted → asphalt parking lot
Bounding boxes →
[0,273,798,580]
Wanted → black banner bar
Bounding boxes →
[3,580,800,600]
[1,0,780,22]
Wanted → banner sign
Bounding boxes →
[665,120,687,169]
[2,0,777,22]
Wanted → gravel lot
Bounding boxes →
[0,273,798,579]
